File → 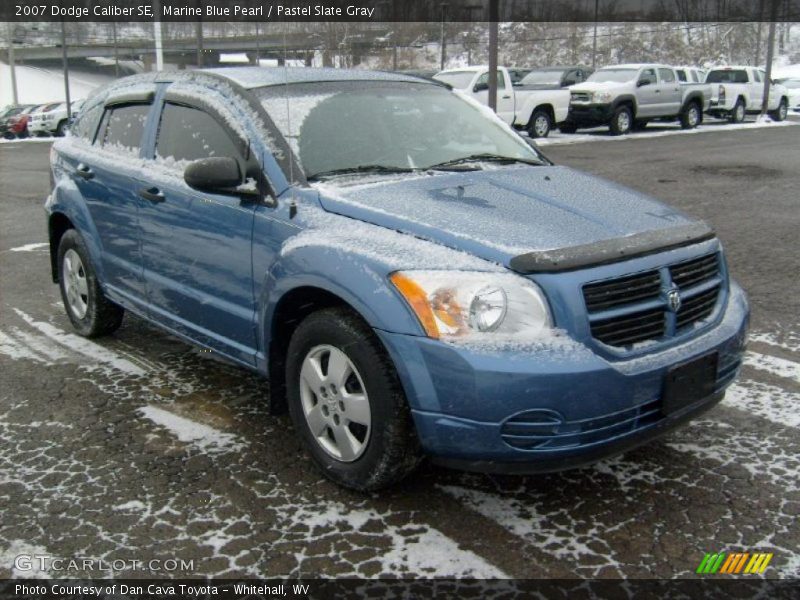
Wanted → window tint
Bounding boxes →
[676,69,687,82]
[706,69,748,84]
[658,68,676,83]
[101,104,150,152]
[155,103,241,164]
[640,68,656,83]
[753,70,762,82]
[71,104,103,142]
[476,71,506,90]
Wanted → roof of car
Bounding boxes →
[201,66,437,89]
[599,63,671,70]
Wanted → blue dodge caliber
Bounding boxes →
[47,68,748,490]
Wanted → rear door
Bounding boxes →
[656,68,682,115]
[137,94,259,365]
[70,94,154,310]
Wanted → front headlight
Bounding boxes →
[593,91,613,103]
[390,270,552,340]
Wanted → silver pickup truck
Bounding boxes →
[563,63,711,135]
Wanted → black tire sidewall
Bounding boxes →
[286,309,418,490]
[731,100,745,123]
[529,110,551,138]
[610,106,632,135]
[57,230,104,336]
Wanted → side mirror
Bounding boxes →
[637,77,653,87]
[184,157,242,193]
[473,82,489,93]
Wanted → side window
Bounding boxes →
[100,104,151,152]
[155,102,242,164]
[676,69,687,82]
[476,71,506,90]
[640,68,656,84]
[658,68,676,83]
[71,104,103,142]
[753,69,762,83]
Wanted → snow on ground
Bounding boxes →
[137,405,244,454]
[1,61,114,106]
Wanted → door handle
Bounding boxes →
[75,163,94,180]
[654,89,661,93]
[138,187,165,203]
[502,95,511,99]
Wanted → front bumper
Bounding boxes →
[375,282,748,473]
[565,103,614,127]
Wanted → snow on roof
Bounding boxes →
[200,66,434,89]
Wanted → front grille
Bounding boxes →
[582,252,722,348]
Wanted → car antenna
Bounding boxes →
[282,28,298,219]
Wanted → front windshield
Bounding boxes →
[256,81,543,180]
[432,71,476,89]
[587,69,638,83]
[520,70,564,85]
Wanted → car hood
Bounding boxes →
[315,166,712,273]
[570,81,628,93]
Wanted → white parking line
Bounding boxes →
[744,352,800,384]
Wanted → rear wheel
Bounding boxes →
[527,110,552,138]
[729,99,746,123]
[609,106,633,135]
[57,229,124,337]
[286,307,422,491]
[680,102,701,129]
[769,98,788,122]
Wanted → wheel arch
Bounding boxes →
[48,212,75,282]
[526,103,555,127]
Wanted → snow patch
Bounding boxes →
[7,242,49,252]
[744,352,800,384]
[137,405,243,454]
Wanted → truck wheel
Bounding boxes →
[57,229,124,338]
[609,106,632,135]
[680,102,701,129]
[286,307,422,491]
[559,122,578,134]
[527,110,552,138]
[729,99,746,123]
[769,98,788,122]
[56,120,68,136]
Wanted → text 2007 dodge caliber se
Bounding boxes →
[46,68,748,490]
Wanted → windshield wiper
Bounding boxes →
[425,154,545,170]
[307,165,417,181]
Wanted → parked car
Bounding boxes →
[48,68,748,491]
[507,67,532,85]
[434,65,570,137]
[564,64,711,134]
[775,78,800,112]
[517,66,593,88]
[705,66,789,122]
[29,100,84,137]
[1,104,42,139]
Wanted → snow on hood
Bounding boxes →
[569,80,629,92]
[313,165,701,268]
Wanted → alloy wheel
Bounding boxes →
[62,248,88,319]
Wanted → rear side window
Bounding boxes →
[71,104,103,142]
[753,70,763,82]
[100,104,150,152]
[676,69,687,82]
[706,69,748,84]
[658,68,676,83]
[155,103,241,164]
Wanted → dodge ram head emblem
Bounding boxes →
[667,289,682,313]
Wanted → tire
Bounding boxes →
[286,306,422,491]
[679,102,701,129]
[527,109,552,138]
[769,98,788,122]
[57,229,124,337]
[559,122,578,134]
[729,99,746,123]
[609,105,633,135]
[56,120,68,136]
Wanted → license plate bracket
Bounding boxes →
[661,352,719,415]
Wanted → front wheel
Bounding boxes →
[527,110,552,138]
[286,307,422,491]
[769,98,788,122]
[57,229,124,337]
[729,99,746,123]
[680,102,701,129]
[609,106,633,135]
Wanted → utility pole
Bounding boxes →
[592,0,599,70]
[6,22,19,105]
[153,0,164,71]
[760,2,778,119]
[439,3,448,71]
[196,19,204,67]
[254,22,260,66]
[60,21,71,118]
[112,22,119,77]
[488,0,498,111]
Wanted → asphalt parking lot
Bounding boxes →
[0,121,799,579]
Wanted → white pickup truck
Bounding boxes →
[28,100,84,137]
[433,65,583,137]
[705,66,789,122]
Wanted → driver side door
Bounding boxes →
[138,96,259,366]
[635,68,660,117]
